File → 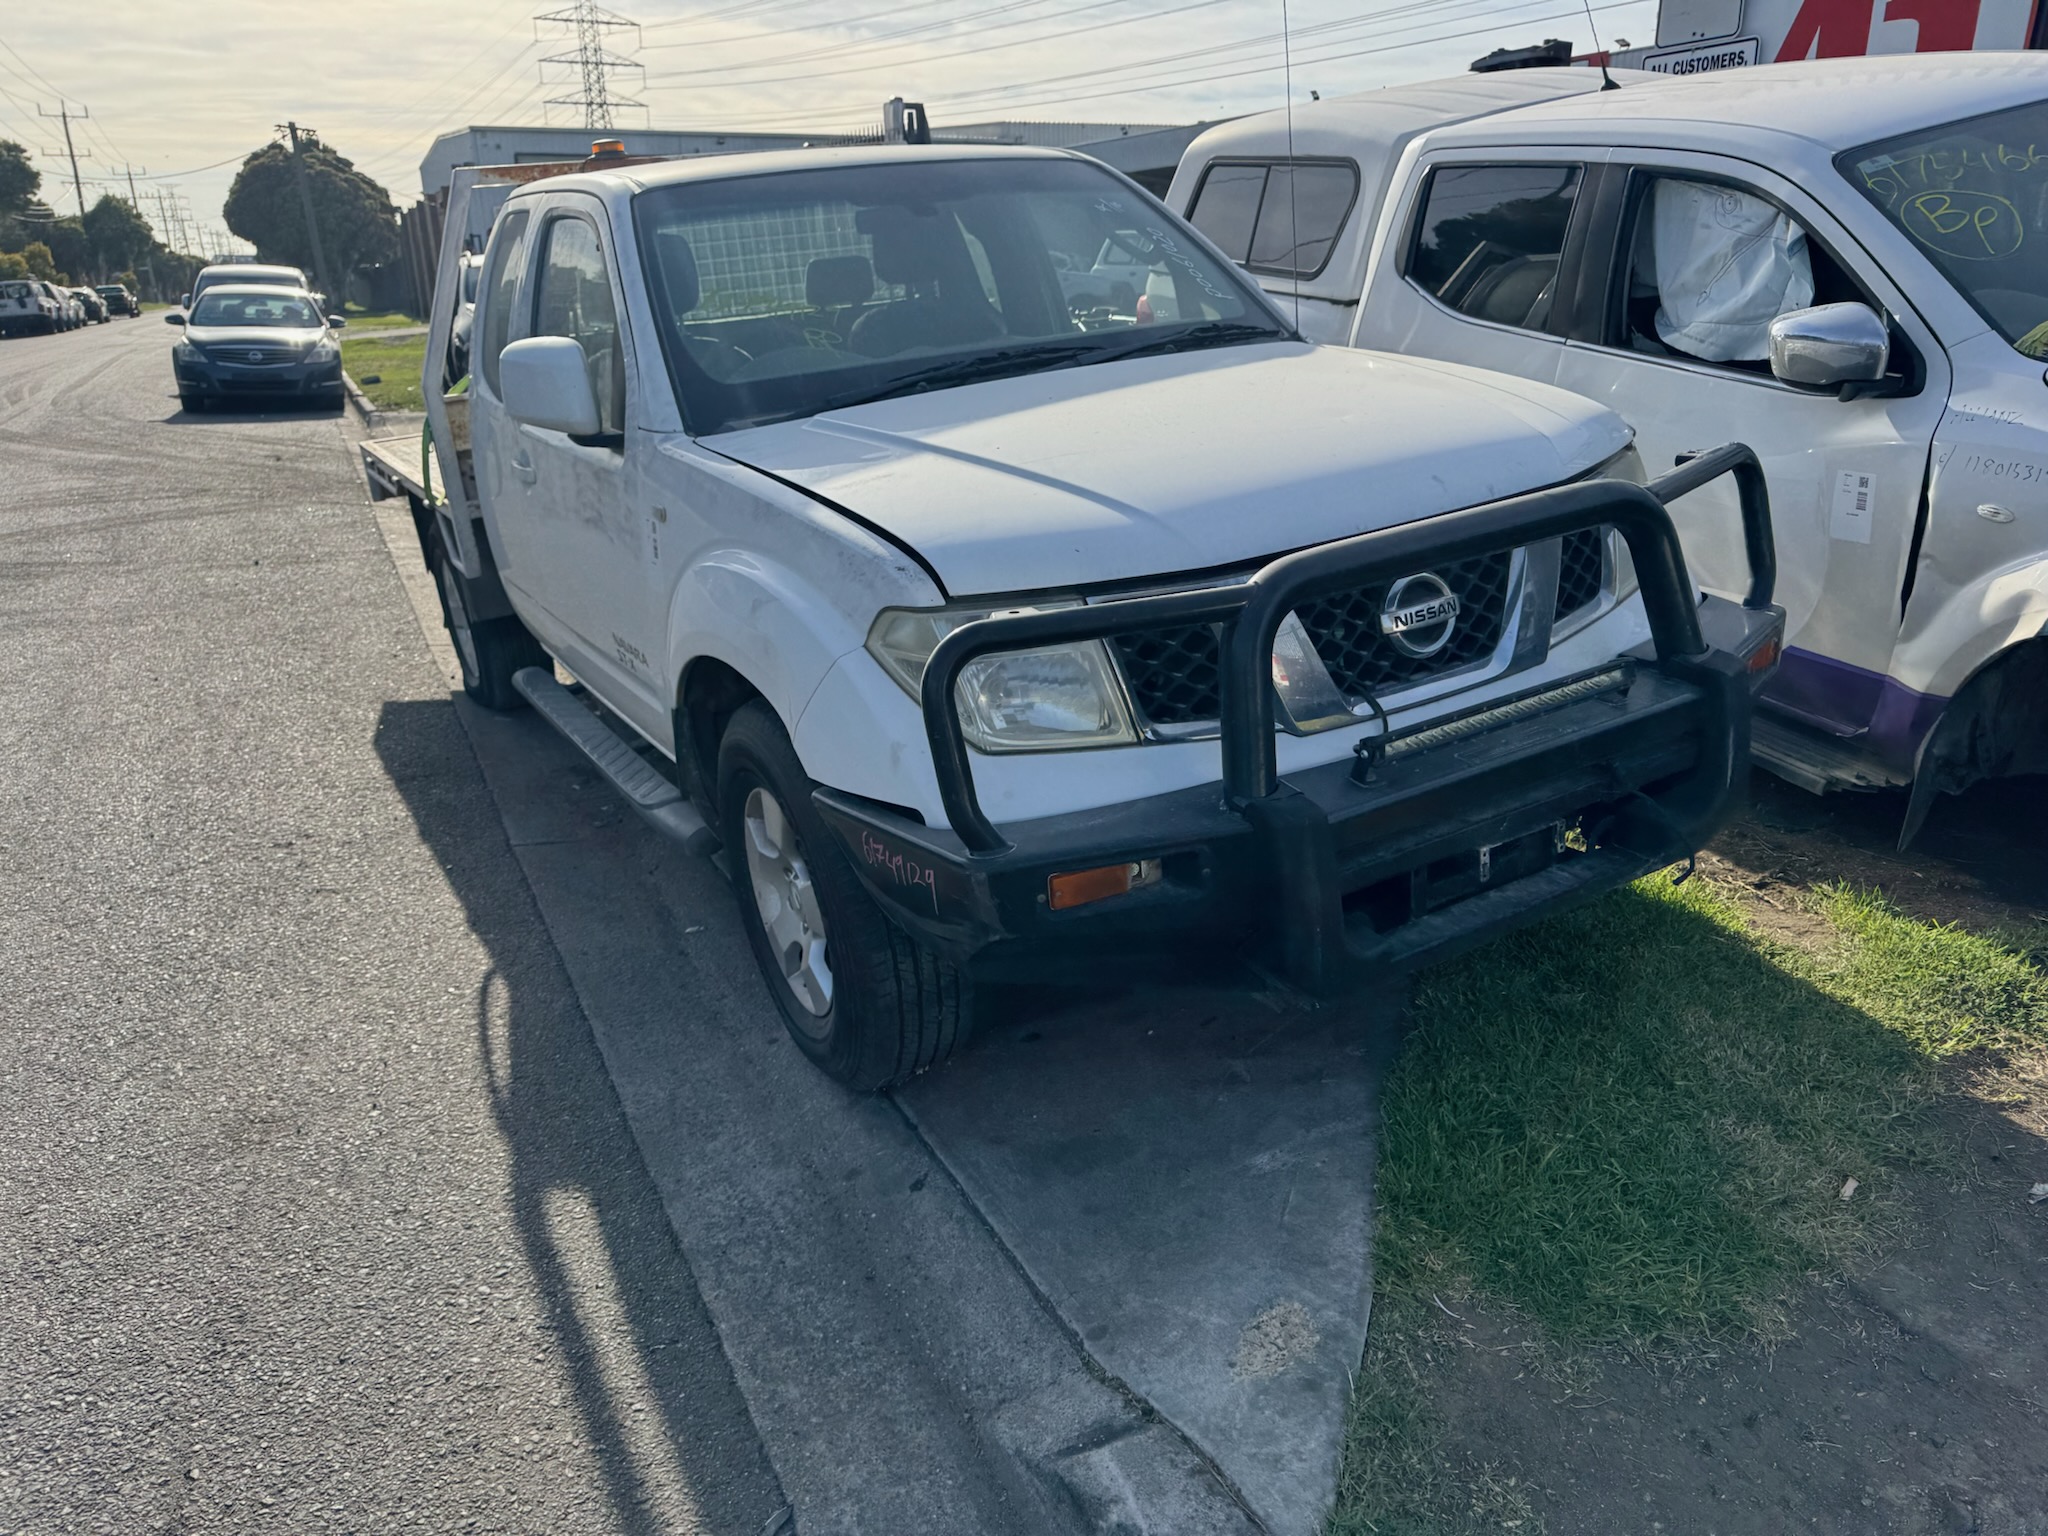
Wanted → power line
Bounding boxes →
[535,1,645,129]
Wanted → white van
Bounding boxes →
[1173,54,2048,842]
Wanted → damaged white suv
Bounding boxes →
[389,144,1784,1087]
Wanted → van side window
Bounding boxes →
[1408,164,1582,333]
[476,208,532,398]
[532,216,625,435]
[1614,171,1917,387]
[1187,160,1359,278]
[1618,174,1865,373]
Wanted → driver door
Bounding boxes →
[1552,153,1950,741]
[509,198,667,736]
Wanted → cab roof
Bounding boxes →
[1443,52,2048,153]
[508,141,1086,200]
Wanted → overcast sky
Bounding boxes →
[0,0,1655,254]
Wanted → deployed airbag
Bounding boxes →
[1647,180,1813,362]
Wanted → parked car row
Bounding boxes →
[0,279,136,336]
[164,263,346,413]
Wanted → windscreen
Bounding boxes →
[191,292,322,327]
[633,156,1284,436]
[1843,99,2048,356]
[1,282,32,300]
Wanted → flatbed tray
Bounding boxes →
[360,433,445,505]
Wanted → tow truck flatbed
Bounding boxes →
[360,432,445,506]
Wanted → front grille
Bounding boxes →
[1110,550,1515,726]
[204,343,304,366]
[1557,528,1606,617]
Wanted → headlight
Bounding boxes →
[866,604,1138,753]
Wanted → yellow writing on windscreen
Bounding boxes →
[1899,190,2023,260]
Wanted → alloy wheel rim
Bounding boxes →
[742,786,833,1020]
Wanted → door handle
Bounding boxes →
[511,452,537,485]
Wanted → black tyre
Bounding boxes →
[717,701,972,1089]
[434,543,548,711]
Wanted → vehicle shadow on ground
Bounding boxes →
[1340,866,2048,1535]
[371,699,786,1536]
[165,403,348,424]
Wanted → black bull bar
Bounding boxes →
[920,443,1776,857]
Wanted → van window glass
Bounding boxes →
[1622,177,1814,366]
[1187,163,1267,261]
[1409,164,1582,333]
[533,216,625,433]
[1246,162,1358,276]
[476,208,531,398]
[1841,99,2048,356]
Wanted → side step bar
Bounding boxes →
[512,667,718,856]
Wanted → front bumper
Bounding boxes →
[814,445,1785,992]
[175,349,343,398]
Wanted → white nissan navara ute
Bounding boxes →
[381,144,1784,1088]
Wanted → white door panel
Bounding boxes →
[1552,152,1949,738]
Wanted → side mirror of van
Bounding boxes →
[500,335,600,436]
[165,312,186,326]
[179,293,190,307]
[1768,303,1888,392]
[327,314,347,328]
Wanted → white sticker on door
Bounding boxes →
[1830,470,1875,544]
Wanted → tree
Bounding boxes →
[0,139,38,218]
[0,250,27,279]
[20,241,56,280]
[223,134,397,297]
[84,194,153,273]
[41,215,88,282]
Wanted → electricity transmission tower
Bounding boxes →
[535,1,644,130]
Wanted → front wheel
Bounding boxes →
[434,543,548,711]
[717,701,972,1089]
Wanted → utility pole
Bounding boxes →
[120,162,159,301]
[279,122,335,301]
[536,2,644,130]
[37,101,90,218]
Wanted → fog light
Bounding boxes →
[1047,858,1162,911]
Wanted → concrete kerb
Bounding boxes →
[341,370,384,433]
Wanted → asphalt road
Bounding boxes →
[0,321,783,1534]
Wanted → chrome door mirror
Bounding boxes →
[1768,302,1888,390]
[499,336,600,436]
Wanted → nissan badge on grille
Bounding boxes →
[1379,573,1460,658]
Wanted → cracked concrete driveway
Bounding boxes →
[0,320,1394,1534]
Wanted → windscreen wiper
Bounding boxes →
[824,342,1101,411]
[1080,320,1288,366]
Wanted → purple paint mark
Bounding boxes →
[1762,649,1947,775]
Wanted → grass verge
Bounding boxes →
[341,333,428,412]
[342,305,419,332]
[1331,872,2048,1532]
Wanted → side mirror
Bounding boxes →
[500,335,600,436]
[165,312,186,326]
[1768,302,1888,391]
[327,314,347,328]
[179,293,190,307]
